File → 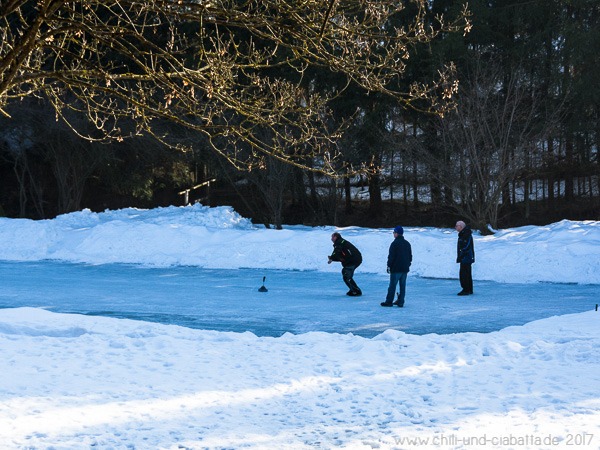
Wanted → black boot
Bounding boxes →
[394,293,404,307]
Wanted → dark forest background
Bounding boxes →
[1,0,598,232]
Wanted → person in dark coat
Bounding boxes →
[455,220,475,295]
[328,232,362,296]
[381,226,412,307]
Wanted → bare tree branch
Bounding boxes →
[1,0,471,175]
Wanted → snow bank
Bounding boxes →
[0,204,598,284]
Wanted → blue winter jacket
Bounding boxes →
[457,226,475,264]
[387,236,412,273]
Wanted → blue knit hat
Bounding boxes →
[394,225,404,235]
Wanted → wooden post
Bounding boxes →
[178,178,216,205]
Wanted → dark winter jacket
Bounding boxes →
[387,236,412,273]
[330,238,362,268]
[457,226,475,264]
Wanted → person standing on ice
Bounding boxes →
[381,226,412,307]
[328,232,363,296]
[455,220,475,295]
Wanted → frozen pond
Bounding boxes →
[0,261,597,337]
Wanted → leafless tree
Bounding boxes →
[0,118,45,217]
[433,59,560,232]
[1,0,470,175]
[0,102,114,216]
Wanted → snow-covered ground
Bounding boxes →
[1,204,599,284]
[0,204,599,449]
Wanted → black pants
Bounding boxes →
[341,265,361,293]
[459,263,473,293]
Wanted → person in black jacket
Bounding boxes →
[381,226,412,307]
[328,232,362,296]
[455,220,475,295]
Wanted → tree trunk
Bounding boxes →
[547,138,555,207]
[368,172,382,216]
[344,173,352,214]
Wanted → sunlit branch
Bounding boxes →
[1,0,471,176]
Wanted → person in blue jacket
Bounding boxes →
[455,220,475,295]
[381,226,412,307]
[328,232,362,296]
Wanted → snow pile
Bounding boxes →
[0,307,599,449]
[1,204,599,284]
